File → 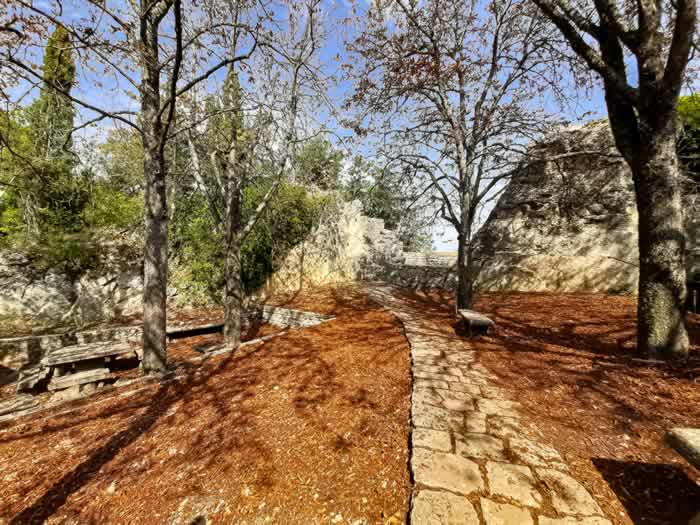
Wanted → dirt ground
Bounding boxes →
[397,288,700,525]
[0,286,411,524]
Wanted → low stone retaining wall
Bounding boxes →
[375,265,457,290]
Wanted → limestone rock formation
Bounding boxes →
[475,120,698,293]
[268,199,405,291]
[0,240,144,327]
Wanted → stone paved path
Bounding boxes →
[367,285,612,525]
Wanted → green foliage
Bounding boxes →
[170,193,225,305]
[678,94,700,128]
[31,228,99,279]
[344,156,403,228]
[679,94,700,182]
[343,156,431,251]
[28,25,76,163]
[294,138,344,189]
[83,181,143,230]
[241,181,328,291]
[0,25,93,276]
[171,181,327,304]
[98,127,144,190]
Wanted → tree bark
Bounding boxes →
[223,185,243,346]
[140,14,168,374]
[456,232,475,310]
[141,135,169,372]
[633,122,689,358]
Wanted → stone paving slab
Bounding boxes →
[367,285,611,525]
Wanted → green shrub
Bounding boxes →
[171,181,328,304]
[83,182,143,230]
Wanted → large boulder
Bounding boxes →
[475,120,698,293]
[0,253,75,322]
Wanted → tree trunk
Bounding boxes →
[633,124,689,358]
[140,18,168,374]
[223,185,243,347]
[141,140,169,372]
[456,232,474,310]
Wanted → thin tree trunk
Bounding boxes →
[223,186,243,346]
[456,231,474,310]
[634,124,689,358]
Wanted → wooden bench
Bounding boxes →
[17,341,137,394]
[667,428,700,525]
[457,309,495,337]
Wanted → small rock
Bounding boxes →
[106,481,117,495]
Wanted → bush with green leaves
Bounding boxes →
[171,181,328,305]
[678,94,700,181]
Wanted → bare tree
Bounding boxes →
[3,0,258,372]
[532,0,697,358]
[183,0,324,347]
[348,0,561,309]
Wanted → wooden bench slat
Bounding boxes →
[48,368,112,391]
[16,366,51,393]
[42,342,134,366]
[458,309,495,327]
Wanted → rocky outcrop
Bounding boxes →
[0,240,144,328]
[267,199,406,291]
[475,120,698,294]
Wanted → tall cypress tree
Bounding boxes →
[29,25,76,163]
[25,25,85,234]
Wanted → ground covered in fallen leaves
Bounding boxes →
[0,286,411,524]
[398,289,700,525]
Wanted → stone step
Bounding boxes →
[48,367,112,391]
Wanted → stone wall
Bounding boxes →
[265,199,406,292]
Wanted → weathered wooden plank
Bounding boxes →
[667,427,700,471]
[42,342,134,366]
[16,366,51,393]
[0,394,40,416]
[48,367,112,391]
[457,309,494,327]
[166,323,224,340]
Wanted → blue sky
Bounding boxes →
[18,0,613,252]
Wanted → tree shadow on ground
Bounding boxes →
[6,347,263,524]
[1,289,410,524]
[593,458,700,524]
